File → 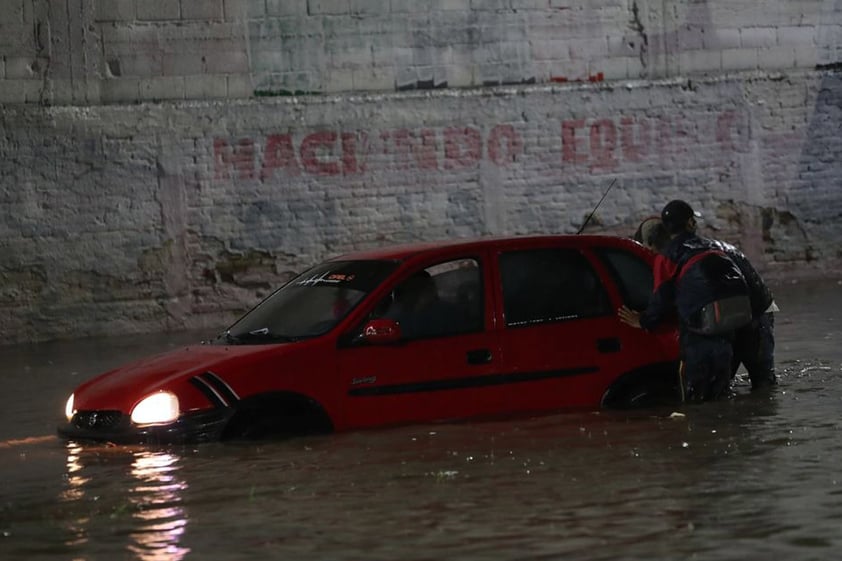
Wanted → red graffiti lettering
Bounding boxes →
[392,129,438,170]
[260,134,300,180]
[716,110,738,148]
[418,129,438,170]
[673,118,692,154]
[341,132,367,175]
[211,110,746,181]
[300,131,341,176]
[214,138,256,180]
[444,127,482,170]
[655,117,670,155]
[589,120,618,171]
[620,117,650,162]
[562,119,588,164]
[487,125,523,166]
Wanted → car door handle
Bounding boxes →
[466,349,493,365]
[597,337,621,353]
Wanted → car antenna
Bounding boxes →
[576,178,617,235]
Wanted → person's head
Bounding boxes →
[640,218,670,253]
[633,216,656,244]
[634,217,670,252]
[395,271,438,311]
[661,199,701,236]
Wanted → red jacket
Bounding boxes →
[640,232,755,332]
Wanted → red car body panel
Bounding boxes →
[59,235,680,443]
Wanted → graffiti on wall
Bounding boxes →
[213,110,749,181]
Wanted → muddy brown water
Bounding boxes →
[1,279,841,561]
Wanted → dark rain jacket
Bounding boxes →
[715,241,774,317]
[639,232,770,332]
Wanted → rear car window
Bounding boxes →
[499,248,611,327]
[594,247,654,311]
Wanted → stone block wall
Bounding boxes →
[0,0,840,104]
[0,0,841,343]
[1,70,840,343]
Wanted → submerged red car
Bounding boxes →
[59,235,680,444]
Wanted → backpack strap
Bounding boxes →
[675,249,727,281]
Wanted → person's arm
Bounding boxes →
[618,254,677,330]
[638,279,675,330]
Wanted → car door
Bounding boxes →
[591,243,680,362]
[494,245,624,411]
[336,255,502,430]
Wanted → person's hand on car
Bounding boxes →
[617,305,642,329]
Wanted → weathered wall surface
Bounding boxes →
[0,0,840,104]
[2,70,840,343]
[0,0,841,344]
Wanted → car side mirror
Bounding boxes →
[361,318,402,345]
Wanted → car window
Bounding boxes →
[374,258,483,340]
[594,247,653,311]
[499,248,611,327]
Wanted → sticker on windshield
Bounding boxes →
[296,271,357,286]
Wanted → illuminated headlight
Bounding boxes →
[130,392,180,425]
[65,394,76,422]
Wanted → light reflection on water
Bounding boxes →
[60,443,90,547]
[59,444,190,561]
[127,450,190,561]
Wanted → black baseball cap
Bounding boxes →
[661,200,701,234]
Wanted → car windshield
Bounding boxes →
[220,260,398,344]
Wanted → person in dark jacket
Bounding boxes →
[716,242,777,390]
[619,200,753,402]
[630,213,777,390]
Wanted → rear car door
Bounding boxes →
[494,244,625,411]
[336,254,503,429]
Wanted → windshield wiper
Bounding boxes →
[230,328,301,343]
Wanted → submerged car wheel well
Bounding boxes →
[221,392,334,440]
[601,361,682,409]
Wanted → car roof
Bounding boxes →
[329,234,644,262]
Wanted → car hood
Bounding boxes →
[72,343,287,412]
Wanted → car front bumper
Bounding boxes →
[57,407,234,444]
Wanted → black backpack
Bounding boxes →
[678,250,753,335]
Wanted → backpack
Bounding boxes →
[690,294,753,335]
[678,250,753,335]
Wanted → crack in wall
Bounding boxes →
[629,0,649,71]
[33,15,51,106]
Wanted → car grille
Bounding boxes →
[73,410,123,430]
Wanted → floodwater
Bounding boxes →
[1,279,841,561]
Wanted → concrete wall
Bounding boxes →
[0,0,840,104]
[1,0,841,344]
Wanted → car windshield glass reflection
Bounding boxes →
[221,260,397,344]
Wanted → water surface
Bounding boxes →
[1,279,841,561]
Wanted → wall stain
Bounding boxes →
[0,266,47,305]
[208,249,276,290]
[760,207,815,262]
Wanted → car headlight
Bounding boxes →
[65,394,75,422]
[130,392,180,425]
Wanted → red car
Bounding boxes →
[58,235,680,444]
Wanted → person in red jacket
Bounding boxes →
[619,200,754,402]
